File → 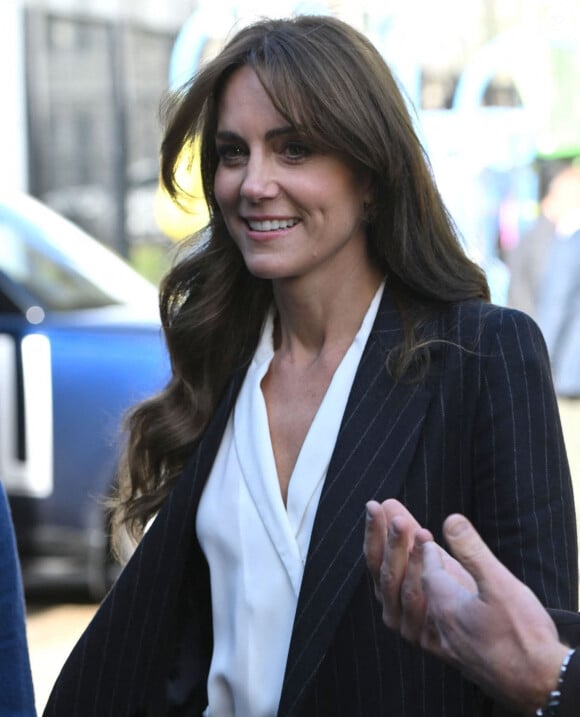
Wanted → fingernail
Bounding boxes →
[445,514,470,537]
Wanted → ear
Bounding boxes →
[359,169,376,211]
[361,174,376,221]
[363,179,374,207]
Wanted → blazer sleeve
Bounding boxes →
[547,609,580,717]
[470,307,578,610]
[0,482,37,716]
[561,648,580,717]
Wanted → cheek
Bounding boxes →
[213,170,235,210]
[311,167,367,219]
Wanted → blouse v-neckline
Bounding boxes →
[233,284,384,576]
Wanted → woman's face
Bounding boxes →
[213,65,373,285]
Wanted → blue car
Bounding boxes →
[0,193,170,597]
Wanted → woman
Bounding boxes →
[44,15,577,717]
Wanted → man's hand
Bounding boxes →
[364,501,569,715]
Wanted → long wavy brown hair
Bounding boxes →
[112,14,489,546]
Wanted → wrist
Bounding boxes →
[534,646,575,716]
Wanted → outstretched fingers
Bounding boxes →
[364,500,388,599]
[364,499,433,633]
[399,528,433,642]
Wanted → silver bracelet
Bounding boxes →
[535,648,576,716]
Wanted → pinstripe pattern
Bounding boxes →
[43,291,578,717]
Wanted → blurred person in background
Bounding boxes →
[507,165,580,322]
[534,165,580,400]
[44,15,577,717]
[507,164,580,521]
[364,498,580,717]
[0,481,36,716]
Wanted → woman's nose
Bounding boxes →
[240,156,278,201]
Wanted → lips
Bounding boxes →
[246,218,299,231]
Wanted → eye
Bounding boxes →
[283,140,312,161]
[216,143,247,165]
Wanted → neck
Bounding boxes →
[271,270,383,359]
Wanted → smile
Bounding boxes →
[246,218,299,231]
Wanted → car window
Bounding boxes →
[0,224,118,311]
[0,195,158,312]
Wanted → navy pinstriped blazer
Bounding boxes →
[44,289,578,717]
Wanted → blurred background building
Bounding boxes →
[2,0,579,291]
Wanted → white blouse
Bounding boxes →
[197,284,384,717]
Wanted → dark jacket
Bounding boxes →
[553,610,580,717]
[561,648,580,717]
[0,482,36,716]
[43,289,578,717]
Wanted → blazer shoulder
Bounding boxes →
[439,299,545,347]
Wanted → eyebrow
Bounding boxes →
[215,125,296,143]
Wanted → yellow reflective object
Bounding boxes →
[153,139,209,241]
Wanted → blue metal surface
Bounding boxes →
[0,193,170,592]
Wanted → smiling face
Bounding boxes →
[213,65,374,286]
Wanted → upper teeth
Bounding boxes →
[247,218,298,231]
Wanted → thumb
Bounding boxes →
[442,514,505,595]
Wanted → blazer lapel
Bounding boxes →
[43,366,249,717]
[279,291,432,715]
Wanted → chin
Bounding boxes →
[243,258,293,281]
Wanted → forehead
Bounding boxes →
[216,65,290,131]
